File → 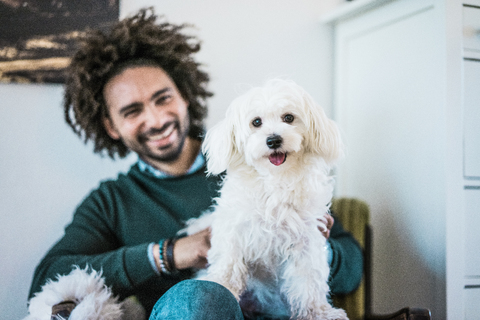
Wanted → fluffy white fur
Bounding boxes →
[183,79,348,320]
[24,267,126,320]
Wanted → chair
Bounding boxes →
[331,197,432,320]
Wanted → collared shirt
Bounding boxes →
[138,151,206,178]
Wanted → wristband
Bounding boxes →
[166,237,178,274]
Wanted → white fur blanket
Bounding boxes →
[24,267,145,320]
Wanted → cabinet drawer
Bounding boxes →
[463,59,480,178]
[465,188,480,277]
[465,287,480,320]
[464,6,480,52]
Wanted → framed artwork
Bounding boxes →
[0,0,119,84]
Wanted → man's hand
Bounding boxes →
[317,214,334,239]
[172,228,211,270]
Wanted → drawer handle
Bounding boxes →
[464,26,480,38]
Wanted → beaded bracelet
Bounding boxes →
[158,239,170,275]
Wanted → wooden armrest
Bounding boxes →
[51,300,77,320]
[365,307,432,320]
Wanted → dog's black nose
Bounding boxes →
[266,135,283,149]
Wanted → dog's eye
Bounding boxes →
[252,118,262,127]
[283,114,294,123]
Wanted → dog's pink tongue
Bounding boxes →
[269,153,286,166]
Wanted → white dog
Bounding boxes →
[183,79,348,320]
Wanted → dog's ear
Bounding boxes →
[304,95,343,164]
[202,113,241,175]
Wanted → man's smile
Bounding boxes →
[141,122,179,149]
[148,122,176,141]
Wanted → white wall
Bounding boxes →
[0,1,337,318]
[0,84,137,319]
[121,0,338,127]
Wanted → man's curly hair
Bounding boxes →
[64,8,212,158]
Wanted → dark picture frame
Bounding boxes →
[0,0,119,84]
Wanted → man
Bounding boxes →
[29,8,363,319]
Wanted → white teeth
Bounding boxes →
[148,124,175,141]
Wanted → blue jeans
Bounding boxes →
[149,280,244,320]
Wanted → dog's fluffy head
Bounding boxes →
[203,79,342,175]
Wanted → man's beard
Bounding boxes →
[130,116,191,164]
[142,122,188,163]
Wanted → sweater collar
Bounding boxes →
[137,151,205,179]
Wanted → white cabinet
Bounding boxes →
[323,0,480,318]
[462,10,480,317]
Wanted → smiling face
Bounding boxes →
[103,66,190,166]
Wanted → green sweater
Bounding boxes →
[29,163,362,314]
